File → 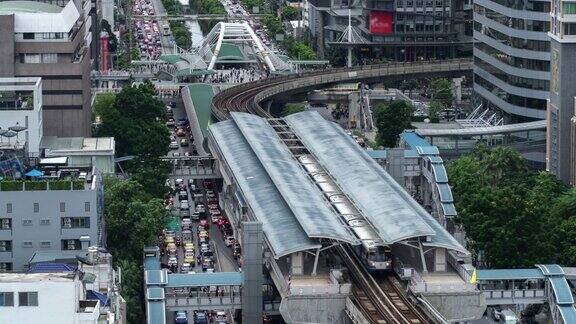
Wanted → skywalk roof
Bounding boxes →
[285,111,468,254]
[230,112,357,244]
[209,120,320,258]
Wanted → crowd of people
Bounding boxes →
[203,68,269,84]
[133,0,163,60]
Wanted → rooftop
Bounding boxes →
[41,136,115,155]
[187,84,214,137]
[0,272,76,282]
[0,1,62,13]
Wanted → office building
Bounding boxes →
[0,0,92,137]
[304,0,470,61]
[472,0,551,122]
[547,0,576,184]
[0,170,104,271]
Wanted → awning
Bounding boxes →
[25,169,44,177]
[87,290,109,306]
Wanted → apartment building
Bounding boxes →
[0,0,92,137]
[0,170,103,271]
[304,0,470,61]
[547,0,576,184]
[472,0,551,122]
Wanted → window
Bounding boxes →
[41,53,57,63]
[0,292,14,306]
[62,239,81,251]
[84,202,90,212]
[18,292,38,306]
[40,241,51,248]
[23,33,34,40]
[0,219,11,230]
[61,217,90,228]
[33,203,39,213]
[6,203,12,214]
[22,241,33,248]
[0,263,12,272]
[564,2,576,15]
[0,241,12,252]
[22,220,32,227]
[21,54,41,63]
[59,202,65,212]
[40,219,50,226]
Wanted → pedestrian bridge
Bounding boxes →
[474,265,576,324]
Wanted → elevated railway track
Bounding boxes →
[211,59,471,323]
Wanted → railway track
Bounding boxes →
[209,61,471,324]
[337,244,429,324]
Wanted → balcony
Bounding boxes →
[77,300,99,321]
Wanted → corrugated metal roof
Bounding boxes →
[549,276,575,305]
[476,269,545,281]
[209,120,321,258]
[401,132,432,149]
[230,112,357,244]
[166,272,243,288]
[557,305,576,324]
[415,120,546,137]
[285,111,467,255]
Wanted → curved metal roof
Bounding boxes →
[209,120,320,258]
[415,120,546,137]
[285,111,468,254]
[230,112,357,244]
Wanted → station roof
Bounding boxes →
[285,111,467,254]
[209,120,320,258]
[187,84,214,137]
[476,268,545,281]
[401,132,432,149]
[166,272,243,288]
[230,112,357,244]
[557,305,576,324]
[415,120,546,137]
[0,1,61,13]
[217,43,245,60]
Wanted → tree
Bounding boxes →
[101,19,118,52]
[95,82,169,160]
[282,5,299,20]
[429,78,454,107]
[448,145,570,268]
[263,15,283,37]
[281,103,305,116]
[374,100,413,147]
[399,79,419,97]
[427,100,443,123]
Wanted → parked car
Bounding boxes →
[178,190,188,200]
[169,141,179,149]
[194,311,208,324]
[180,139,189,147]
[225,236,235,247]
[176,128,186,137]
[174,311,187,324]
[211,213,220,224]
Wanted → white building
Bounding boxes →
[0,271,101,323]
[0,77,42,158]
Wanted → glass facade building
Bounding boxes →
[472,0,550,121]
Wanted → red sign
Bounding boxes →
[369,11,393,35]
[100,34,109,72]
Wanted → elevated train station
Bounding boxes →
[206,110,484,322]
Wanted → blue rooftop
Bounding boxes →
[549,276,575,304]
[538,264,565,276]
[144,256,161,271]
[366,150,387,159]
[147,300,166,324]
[28,262,76,273]
[558,305,576,324]
[166,272,243,288]
[145,270,168,285]
[401,132,432,149]
[476,268,545,281]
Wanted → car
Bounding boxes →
[209,209,221,217]
[166,118,175,127]
[176,128,186,137]
[178,190,188,200]
[175,178,183,186]
[169,140,179,149]
[172,152,180,157]
[164,236,174,245]
[191,212,200,221]
[166,243,177,254]
[200,243,210,253]
[181,218,191,229]
[184,242,194,251]
[193,311,208,324]
[181,263,191,273]
[208,203,219,209]
[180,200,189,210]
[196,203,206,213]
[180,139,189,147]
[199,219,209,228]
[207,197,218,204]
[215,311,227,323]
[198,230,209,239]
[167,256,178,266]
[174,311,187,324]
[211,214,220,223]
[225,236,235,247]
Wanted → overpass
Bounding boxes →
[211,58,473,120]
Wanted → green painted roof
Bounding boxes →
[0,1,62,13]
[188,84,214,136]
[216,43,244,60]
[159,54,184,64]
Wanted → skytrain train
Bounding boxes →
[299,155,393,272]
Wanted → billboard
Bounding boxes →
[369,11,393,35]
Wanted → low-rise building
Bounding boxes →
[0,168,104,271]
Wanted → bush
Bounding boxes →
[49,181,73,190]
[0,181,23,191]
[25,181,47,191]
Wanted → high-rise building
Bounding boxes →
[472,0,551,122]
[547,0,576,183]
[0,0,92,137]
[303,0,471,61]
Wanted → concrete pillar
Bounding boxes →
[242,221,263,324]
[291,252,304,275]
[434,248,446,272]
[452,78,462,105]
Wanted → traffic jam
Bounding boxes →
[133,0,163,60]
[159,96,241,323]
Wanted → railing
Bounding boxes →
[0,180,86,191]
[482,289,546,300]
[409,268,477,294]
